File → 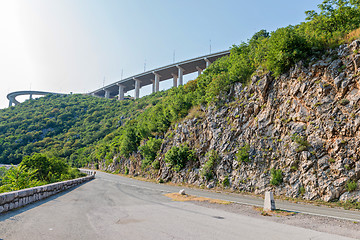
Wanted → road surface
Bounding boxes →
[0,171,356,240]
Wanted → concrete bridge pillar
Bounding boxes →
[8,99,12,107]
[151,79,155,93]
[117,84,125,100]
[134,78,141,99]
[29,93,33,100]
[104,90,111,99]
[196,66,203,77]
[171,74,178,88]
[204,58,211,68]
[177,66,184,86]
[153,72,160,92]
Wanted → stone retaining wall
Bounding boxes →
[0,174,95,214]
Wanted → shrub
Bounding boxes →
[139,137,163,169]
[164,144,196,172]
[270,168,283,186]
[222,176,230,188]
[346,181,358,192]
[291,133,311,152]
[0,165,40,193]
[339,99,350,105]
[265,26,311,77]
[21,153,69,182]
[152,160,160,170]
[236,144,250,163]
[124,166,129,175]
[201,150,220,181]
[299,186,305,195]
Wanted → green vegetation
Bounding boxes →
[291,133,311,152]
[139,137,163,169]
[0,153,84,193]
[222,176,230,187]
[236,144,250,163]
[270,168,283,186]
[200,150,220,181]
[339,99,350,105]
[346,180,358,192]
[0,165,40,193]
[299,186,306,195]
[164,144,196,172]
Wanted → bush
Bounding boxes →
[270,168,283,186]
[265,26,311,76]
[164,144,196,172]
[124,166,129,175]
[222,176,230,187]
[236,144,250,163]
[0,165,40,193]
[21,153,68,182]
[346,180,358,192]
[152,160,160,170]
[291,133,311,152]
[200,150,219,181]
[139,137,163,169]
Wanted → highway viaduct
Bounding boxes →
[6,50,230,107]
[89,50,230,100]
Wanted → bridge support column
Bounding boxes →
[196,66,203,77]
[134,78,141,99]
[29,93,33,100]
[171,74,178,88]
[204,58,211,68]
[8,99,12,107]
[151,79,155,93]
[117,84,125,100]
[153,72,160,92]
[104,90,110,99]
[177,66,184,86]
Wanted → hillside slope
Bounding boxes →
[103,40,360,203]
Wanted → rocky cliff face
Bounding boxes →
[103,40,360,203]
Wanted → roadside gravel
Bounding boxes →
[193,201,360,239]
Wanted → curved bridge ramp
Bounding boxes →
[7,91,66,107]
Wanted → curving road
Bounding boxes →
[0,171,356,240]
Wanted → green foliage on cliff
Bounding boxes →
[201,150,220,181]
[270,168,283,186]
[164,144,196,172]
[139,137,163,169]
[236,144,250,163]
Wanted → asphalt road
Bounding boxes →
[0,171,356,240]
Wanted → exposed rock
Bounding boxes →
[104,40,360,203]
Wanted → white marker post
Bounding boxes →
[264,191,276,211]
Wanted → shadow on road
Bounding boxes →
[0,179,95,221]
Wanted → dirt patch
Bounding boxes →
[252,206,297,217]
[164,193,231,205]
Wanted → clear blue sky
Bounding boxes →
[0,0,321,109]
